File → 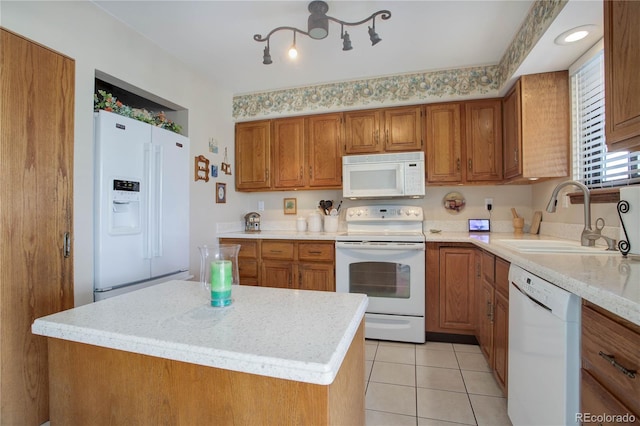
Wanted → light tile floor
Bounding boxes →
[365,340,512,426]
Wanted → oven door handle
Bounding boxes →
[336,242,425,251]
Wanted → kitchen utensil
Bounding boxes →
[329,208,338,216]
[530,211,542,234]
[511,208,519,218]
[336,200,342,212]
[513,217,525,234]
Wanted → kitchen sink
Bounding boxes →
[495,239,618,254]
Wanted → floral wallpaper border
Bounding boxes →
[232,0,568,121]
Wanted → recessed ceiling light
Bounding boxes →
[554,25,597,45]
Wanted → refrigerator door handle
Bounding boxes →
[143,144,153,259]
[153,145,163,257]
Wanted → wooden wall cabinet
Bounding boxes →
[426,243,477,335]
[1,29,75,424]
[272,117,305,189]
[502,71,570,182]
[425,100,502,184]
[236,114,342,192]
[235,120,272,190]
[306,113,343,188]
[219,238,335,291]
[425,103,463,183]
[344,106,422,154]
[581,302,640,420]
[604,0,640,153]
[475,251,509,394]
[465,100,503,182]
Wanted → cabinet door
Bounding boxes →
[307,113,343,188]
[605,0,640,152]
[425,104,462,183]
[493,291,508,393]
[465,100,503,182]
[344,110,382,154]
[502,82,522,180]
[477,279,494,364]
[272,117,305,189]
[438,247,476,331]
[261,261,294,289]
[235,121,271,190]
[384,106,422,151]
[298,263,335,292]
[1,29,75,424]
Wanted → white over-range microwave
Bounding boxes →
[342,152,425,199]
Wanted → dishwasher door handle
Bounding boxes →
[511,282,552,312]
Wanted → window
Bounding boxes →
[572,49,640,188]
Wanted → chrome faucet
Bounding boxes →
[545,180,616,248]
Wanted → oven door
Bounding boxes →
[335,241,425,316]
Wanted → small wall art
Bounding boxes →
[208,137,219,154]
[283,198,297,215]
[194,155,209,182]
[216,182,226,204]
[211,164,218,178]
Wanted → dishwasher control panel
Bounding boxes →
[508,265,580,320]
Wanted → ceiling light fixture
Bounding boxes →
[254,1,391,65]
[554,25,597,46]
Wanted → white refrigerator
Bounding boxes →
[94,110,190,301]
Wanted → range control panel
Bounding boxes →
[345,205,424,222]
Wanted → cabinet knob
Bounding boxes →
[457,158,461,171]
[468,159,472,171]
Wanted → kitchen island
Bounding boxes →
[32,281,368,425]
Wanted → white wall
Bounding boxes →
[1,0,236,306]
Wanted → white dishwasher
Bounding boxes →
[508,265,581,426]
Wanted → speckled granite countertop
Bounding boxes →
[220,230,343,240]
[425,232,639,326]
[219,230,639,325]
[32,282,368,385]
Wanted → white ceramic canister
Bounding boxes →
[296,216,307,232]
[324,215,339,233]
[308,212,323,232]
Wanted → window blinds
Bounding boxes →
[572,50,640,188]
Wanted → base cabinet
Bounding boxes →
[581,302,640,421]
[220,238,335,291]
[473,251,509,394]
[426,243,478,335]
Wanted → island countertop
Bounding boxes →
[32,281,368,385]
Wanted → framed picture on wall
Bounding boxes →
[216,182,226,204]
[284,198,297,215]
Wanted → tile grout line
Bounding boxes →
[455,348,480,426]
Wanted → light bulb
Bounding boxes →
[288,45,298,59]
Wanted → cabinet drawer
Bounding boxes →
[261,241,294,260]
[495,257,510,298]
[582,306,640,415]
[298,242,334,262]
[581,369,640,425]
[219,239,259,259]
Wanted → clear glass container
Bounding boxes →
[198,244,240,307]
